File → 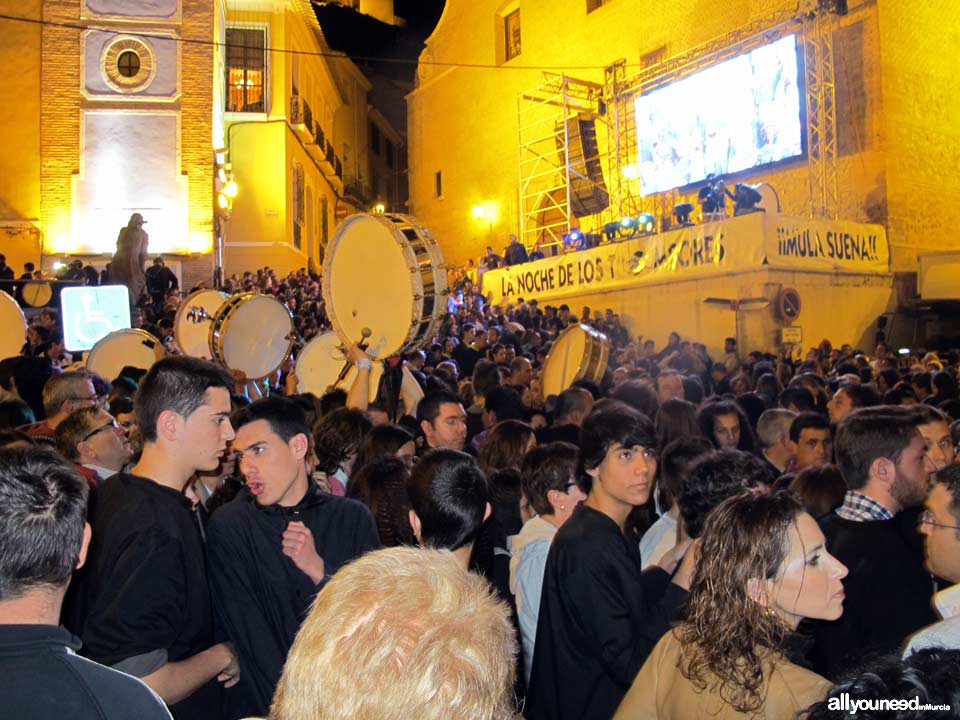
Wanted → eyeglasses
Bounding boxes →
[920,510,960,531]
[81,420,122,443]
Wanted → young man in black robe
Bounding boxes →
[526,402,696,720]
[206,397,380,719]
[74,357,240,720]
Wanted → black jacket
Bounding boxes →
[808,508,936,679]
[206,483,380,719]
[526,504,687,720]
[0,624,172,720]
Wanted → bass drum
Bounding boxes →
[540,324,610,398]
[20,281,53,308]
[0,290,27,360]
[322,213,448,359]
[174,289,227,358]
[209,293,293,380]
[295,332,382,403]
[86,329,165,382]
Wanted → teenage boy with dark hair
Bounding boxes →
[207,397,380,719]
[789,411,834,470]
[526,402,695,720]
[0,448,171,720]
[406,448,490,569]
[74,357,240,720]
[809,408,936,679]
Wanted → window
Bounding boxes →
[226,27,266,113]
[370,122,381,154]
[586,0,609,12]
[385,139,394,169]
[292,162,304,249]
[434,171,442,198]
[504,9,521,61]
[117,50,141,78]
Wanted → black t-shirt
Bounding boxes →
[74,473,220,720]
[0,624,172,720]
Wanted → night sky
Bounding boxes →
[313,0,445,82]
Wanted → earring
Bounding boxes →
[560,504,566,511]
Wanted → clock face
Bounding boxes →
[101,36,155,93]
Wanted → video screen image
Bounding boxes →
[635,34,804,195]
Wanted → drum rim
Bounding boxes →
[320,212,449,358]
[209,292,294,380]
[173,288,227,356]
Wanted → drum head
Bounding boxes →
[323,214,416,358]
[174,289,227,358]
[0,290,26,360]
[86,329,164,382]
[216,295,293,380]
[21,282,53,308]
[296,332,382,402]
[541,325,589,398]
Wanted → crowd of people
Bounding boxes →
[3,261,960,720]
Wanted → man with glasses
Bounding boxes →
[20,371,99,445]
[906,464,960,654]
[56,407,133,486]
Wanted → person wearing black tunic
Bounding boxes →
[207,397,380,719]
[525,402,696,720]
[74,358,240,720]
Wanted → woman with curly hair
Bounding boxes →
[615,490,847,719]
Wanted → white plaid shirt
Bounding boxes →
[835,490,895,522]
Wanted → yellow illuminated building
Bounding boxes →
[407,0,960,350]
[221,0,385,277]
[0,0,400,286]
[0,0,221,287]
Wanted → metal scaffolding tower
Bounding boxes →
[803,8,840,219]
[517,74,603,253]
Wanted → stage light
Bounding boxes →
[898,348,910,355]
[620,216,636,229]
[222,180,238,199]
[674,203,694,226]
[563,230,584,249]
[218,194,230,210]
[733,183,763,215]
[637,213,656,233]
[602,221,620,241]
[217,168,227,184]
[622,164,639,180]
[472,204,486,218]
[374,203,386,214]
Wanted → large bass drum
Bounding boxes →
[295,331,382,403]
[321,213,448,359]
[174,289,227,359]
[0,290,27,360]
[209,293,293,380]
[540,324,610,398]
[86,329,165,382]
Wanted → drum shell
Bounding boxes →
[321,213,448,359]
[209,293,294,380]
[174,289,227,359]
[85,329,165,382]
[0,290,26,360]
[540,324,610,398]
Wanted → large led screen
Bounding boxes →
[635,35,803,195]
